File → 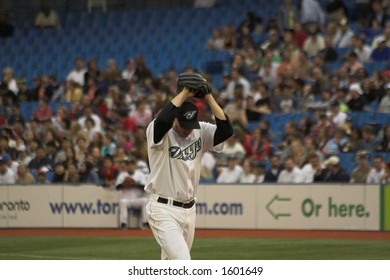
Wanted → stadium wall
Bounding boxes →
[0,184,387,230]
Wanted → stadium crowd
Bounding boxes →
[0,0,390,186]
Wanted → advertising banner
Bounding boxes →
[6,185,63,227]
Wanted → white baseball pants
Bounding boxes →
[146,194,196,260]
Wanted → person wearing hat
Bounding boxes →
[115,157,148,230]
[345,82,367,111]
[323,155,350,182]
[350,150,371,183]
[144,77,233,259]
[370,36,390,61]
[216,154,243,184]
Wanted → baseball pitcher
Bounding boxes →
[145,72,233,259]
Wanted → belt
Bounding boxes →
[157,197,195,209]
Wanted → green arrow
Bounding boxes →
[266,195,291,220]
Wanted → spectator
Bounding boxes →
[343,127,363,153]
[359,125,381,152]
[264,154,283,182]
[66,57,87,87]
[310,66,329,96]
[133,55,153,83]
[0,155,16,184]
[78,105,102,131]
[84,77,102,102]
[368,0,390,28]
[252,160,266,183]
[299,0,326,32]
[223,87,248,128]
[129,98,153,127]
[250,126,275,161]
[323,155,350,182]
[121,58,135,81]
[292,22,307,49]
[300,152,324,183]
[78,161,100,184]
[222,24,237,51]
[277,0,299,31]
[381,161,390,184]
[351,35,372,62]
[260,29,281,53]
[216,155,243,184]
[366,155,385,184]
[377,125,390,151]
[370,38,390,61]
[84,58,100,85]
[52,162,66,183]
[323,127,348,155]
[206,27,225,50]
[66,164,80,183]
[32,98,52,122]
[379,83,390,112]
[237,11,262,34]
[239,158,256,183]
[345,83,367,111]
[101,134,116,157]
[346,52,364,76]
[2,66,18,95]
[100,154,118,188]
[102,58,122,84]
[350,150,371,183]
[219,133,246,164]
[16,163,35,184]
[34,5,61,29]
[303,28,325,57]
[327,100,347,127]
[326,0,348,23]
[225,68,251,101]
[200,151,217,181]
[318,35,338,62]
[277,156,303,183]
[332,17,354,48]
[0,11,14,38]
[27,146,54,173]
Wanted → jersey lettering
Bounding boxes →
[169,138,201,161]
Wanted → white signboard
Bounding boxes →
[62,185,119,227]
[6,185,62,227]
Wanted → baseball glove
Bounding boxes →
[176,72,212,99]
[116,176,136,190]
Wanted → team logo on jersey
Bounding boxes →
[169,138,201,161]
[183,110,197,120]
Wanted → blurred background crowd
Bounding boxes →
[0,0,390,186]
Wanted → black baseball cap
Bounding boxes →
[176,102,200,129]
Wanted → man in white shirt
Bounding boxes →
[225,68,251,101]
[66,57,86,86]
[115,158,148,229]
[0,157,16,184]
[277,156,303,183]
[216,155,243,184]
[366,155,385,184]
[333,17,354,48]
[328,100,347,128]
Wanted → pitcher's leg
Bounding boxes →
[147,202,191,260]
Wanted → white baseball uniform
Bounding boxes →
[115,170,148,228]
[145,119,223,260]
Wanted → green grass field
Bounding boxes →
[1,236,390,260]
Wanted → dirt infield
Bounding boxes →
[1,228,390,240]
